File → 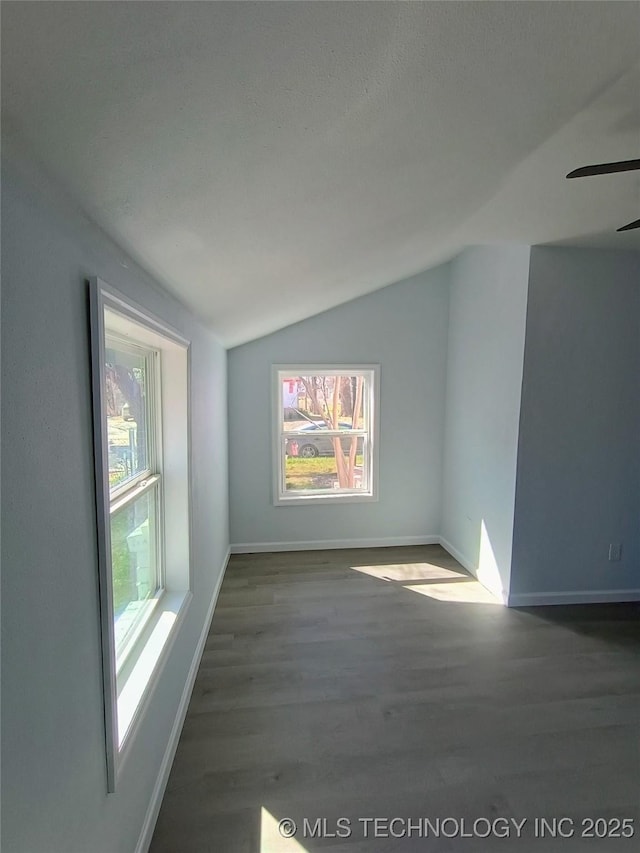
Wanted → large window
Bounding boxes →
[90,279,191,791]
[273,366,379,505]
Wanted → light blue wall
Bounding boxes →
[3,152,637,853]
[228,266,450,548]
[1,154,229,853]
[441,246,531,600]
[510,247,640,603]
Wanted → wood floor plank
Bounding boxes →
[151,546,640,852]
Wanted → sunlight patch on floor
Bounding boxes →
[351,562,466,582]
[261,808,309,853]
[404,579,501,604]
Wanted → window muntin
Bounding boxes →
[274,367,378,504]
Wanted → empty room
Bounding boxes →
[1,2,639,852]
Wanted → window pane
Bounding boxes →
[281,374,367,431]
[285,439,367,492]
[110,489,158,653]
[275,367,377,503]
[105,344,151,491]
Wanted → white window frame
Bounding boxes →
[272,365,380,506]
[90,278,192,792]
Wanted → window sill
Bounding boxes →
[114,593,163,675]
[275,491,378,507]
[117,590,192,759]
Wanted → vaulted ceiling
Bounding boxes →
[3,1,639,346]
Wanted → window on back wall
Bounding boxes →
[272,366,380,505]
[90,278,191,792]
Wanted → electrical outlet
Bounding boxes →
[608,543,622,562]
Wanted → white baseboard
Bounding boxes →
[439,538,640,607]
[508,589,640,607]
[438,537,509,604]
[135,546,231,853]
[438,536,476,575]
[230,535,440,554]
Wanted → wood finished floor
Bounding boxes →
[150,546,640,852]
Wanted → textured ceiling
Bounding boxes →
[3,1,640,346]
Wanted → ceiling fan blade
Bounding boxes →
[616,218,640,232]
[566,159,640,179]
